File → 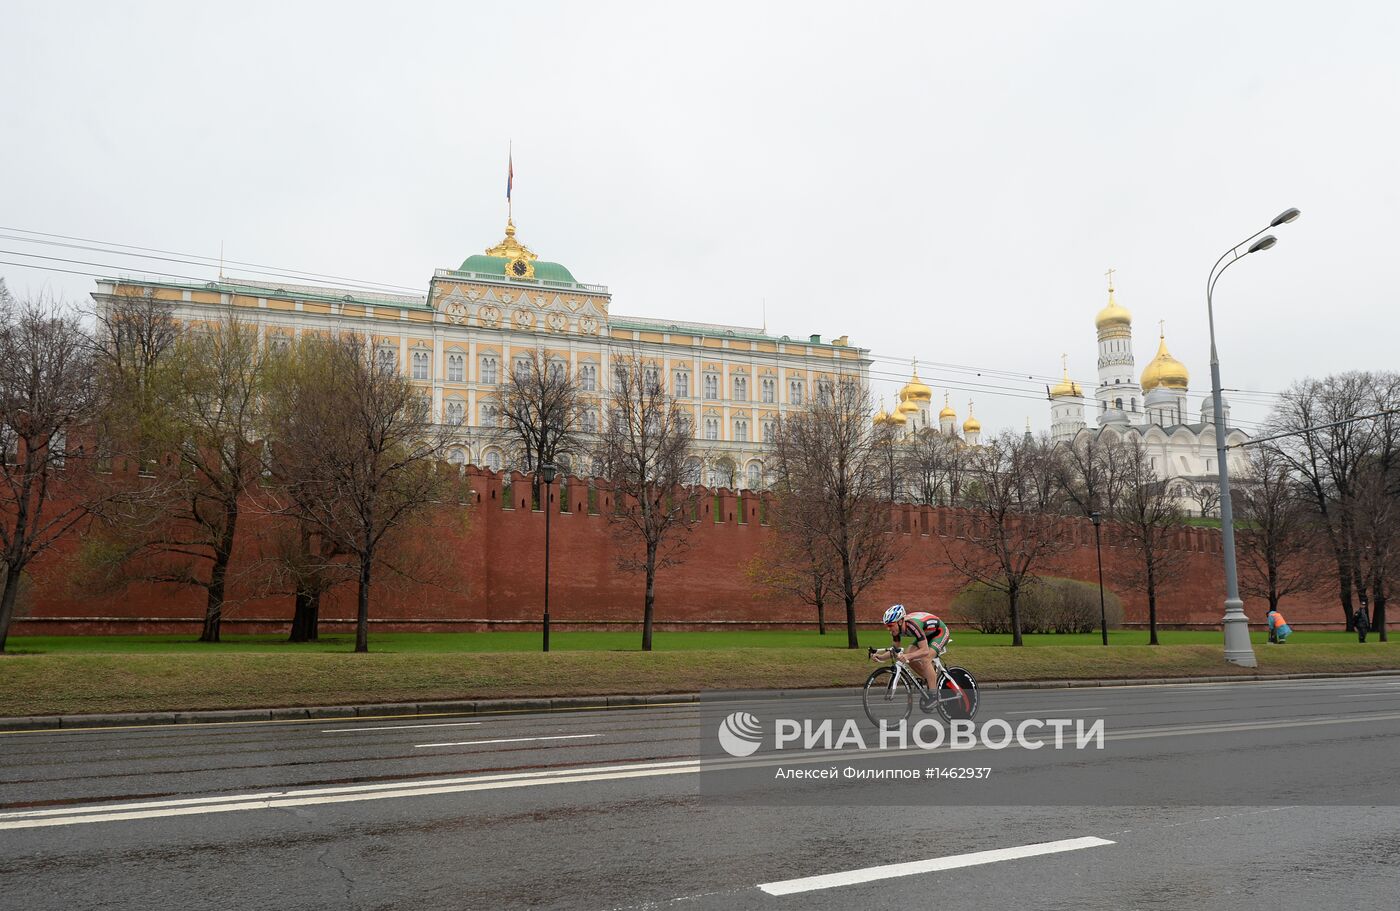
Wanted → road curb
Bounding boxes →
[3,669,1399,733]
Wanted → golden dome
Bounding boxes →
[873,401,890,425]
[886,407,908,425]
[1095,285,1132,331]
[900,365,933,403]
[938,392,957,420]
[897,395,920,415]
[962,402,981,433]
[1049,362,1082,399]
[1140,333,1189,391]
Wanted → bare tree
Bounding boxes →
[769,379,904,648]
[84,316,269,642]
[1111,438,1186,645]
[944,431,1071,645]
[492,347,583,492]
[261,333,450,652]
[1180,478,1222,519]
[904,429,966,507]
[595,354,698,650]
[1055,432,1128,519]
[0,295,100,651]
[1236,447,1324,615]
[746,509,841,635]
[1269,374,1375,629]
[873,421,906,503]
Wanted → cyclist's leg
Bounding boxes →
[908,654,936,692]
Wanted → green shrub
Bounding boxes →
[951,577,1123,634]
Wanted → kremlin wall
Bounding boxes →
[12,467,1342,637]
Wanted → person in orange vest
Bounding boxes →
[1266,608,1292,644]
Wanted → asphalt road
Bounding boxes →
[3,676,1400,910]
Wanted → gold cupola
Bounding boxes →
[873,400,890,425]
[1095,275,1132,332]
[962,402,981,434]
[1140,329,1189,392]
[1049,355,1082,398]
[939,392,957,420]
[896,394,920,416]
[900,362,933,403]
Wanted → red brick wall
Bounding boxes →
[12,468,1344,635]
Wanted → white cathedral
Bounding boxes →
[1048,275,1249,515]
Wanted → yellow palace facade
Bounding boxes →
[92,218,870,490]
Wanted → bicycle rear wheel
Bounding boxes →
[934,667,979,722]
[863,666,914,728]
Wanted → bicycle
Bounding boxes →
[862,640,979,727]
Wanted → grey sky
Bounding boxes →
[4,1,1396,436]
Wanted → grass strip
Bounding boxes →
[1,643,1396,717]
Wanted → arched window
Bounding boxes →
[447,353,465,382]
[674,371,690,397]
[733,376,748,401]
[761,377,776,404]
[789,379,804,405]
[704,373,719,399]
[480,356,498,385]
[448,449,467,467]
[445,400,465,426]
[580,364,597,391]
[376,346,397,372]
[582,410,598,434]
[762,420,775,444]
[1115,397,1123,410]
[484,449,503,471]
[704,417,719,440]
[480,404,498,428]
[746,461,763,489]
[734,419,749,442]
[411,349,430,380]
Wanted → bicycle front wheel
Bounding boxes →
[863,666,914,728]
[934,666,980,722]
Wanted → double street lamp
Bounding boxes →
[539,462,557,653]
[1207,207,1301,668]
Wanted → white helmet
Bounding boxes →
[882,604,906,624]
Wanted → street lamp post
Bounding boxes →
[1091,512,1107,646]
[1207,207,1301,668]
[540,462,557,653]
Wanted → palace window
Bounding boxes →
[480,404,499,428]
[484,449,503,471]
[480,356,499,385]
[644,366,660,391]
[549,359,567,382]
[514,357,532,383]
[447,353,464,382]
[582,409,598,434]
[762,420,775,444]
[746,461,763,489]
[674,371,690,398]
[704,417,719,440]
[734,419,749,443]
[704,373,719,400]
[411,350,430,381]
[789,379,804,405]
[376,346,397,372]
[733,376,748,402]
[761,377,775,404]
[446,400,465,426]
[448,449,467,467]
[580,364,597,391]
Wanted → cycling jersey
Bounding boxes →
[893,612,949,651]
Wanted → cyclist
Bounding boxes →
[872,604,949,690]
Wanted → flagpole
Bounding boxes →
[508,141,513,223]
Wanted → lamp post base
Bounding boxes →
[1222,598,1256,667]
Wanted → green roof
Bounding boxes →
[458,255,577,284]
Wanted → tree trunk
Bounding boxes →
[1008,584,1023,647]
[816,596,826,635]
[1375,581,1388,643]
[844,591,858,648]
[1146,559,1159,646]
[201,499,240,643]
[1332,545,1355,631]
[0,564,21,654]
[290,588,320,642]
[355,552,372,653]
[642,541,656,652]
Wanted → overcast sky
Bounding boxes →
[4,1,1396,436]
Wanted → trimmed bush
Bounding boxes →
[952,577,1123,634]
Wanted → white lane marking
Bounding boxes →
[414,734,599,749]
[8,709,1400,831]
[757,836,1116,895]
[1339,693,1400,698]
[321,722,483,733]
[999,707,1105,715]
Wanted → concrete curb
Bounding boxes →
[3,670,1399,733]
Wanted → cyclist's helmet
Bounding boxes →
[882,604,906,625]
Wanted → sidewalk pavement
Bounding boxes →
[5,668,1400,732]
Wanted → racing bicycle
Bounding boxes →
[862,641,979,727]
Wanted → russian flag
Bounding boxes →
[507,152,514,202]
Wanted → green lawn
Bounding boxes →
[3,628,1383,655]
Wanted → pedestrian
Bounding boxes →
[1355,595,1371,644]
[1266,608,1292,644]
